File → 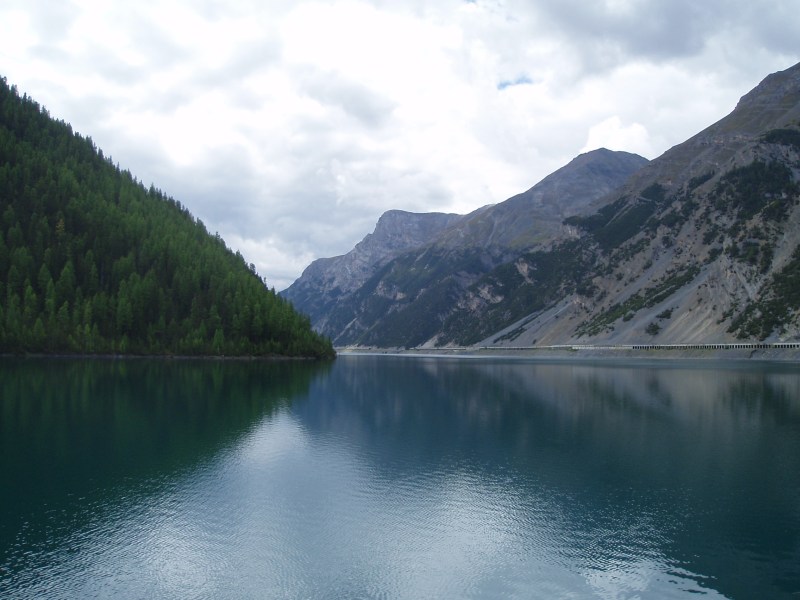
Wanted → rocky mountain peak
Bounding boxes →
[510,148,649,215]
[435,148,648,251]
[615,62,800,202]
[359,209,462,255]
[734,61,800,120]
[282,210,461,329]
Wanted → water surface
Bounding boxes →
[1,355,799,598]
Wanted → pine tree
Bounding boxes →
[0,76,334,358]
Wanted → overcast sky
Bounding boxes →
[0,0,797,290]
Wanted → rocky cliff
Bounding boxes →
[282,210,462,331]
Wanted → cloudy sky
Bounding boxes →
[0,0,797,289]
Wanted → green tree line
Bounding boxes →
[0,76,334,358]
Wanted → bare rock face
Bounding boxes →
[282,210,462,329]
[298,209,463,294]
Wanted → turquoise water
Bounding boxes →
[1,355,799,598]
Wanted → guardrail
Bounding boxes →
[473,343,800,351]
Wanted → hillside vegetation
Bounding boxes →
[0,77,334,358]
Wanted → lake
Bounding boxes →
[1,355,799,599]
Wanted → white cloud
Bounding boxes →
[0,0,797,291]
[581,116,653,157]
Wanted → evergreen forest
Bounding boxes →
[0,76,334,359]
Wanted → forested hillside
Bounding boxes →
[0,77,334,358]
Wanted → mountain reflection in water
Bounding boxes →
[1,356,798,599]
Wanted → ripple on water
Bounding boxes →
[3,358,799,599]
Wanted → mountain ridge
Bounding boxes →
[607,61,800,207]
[434,148,649,251]
[286,61,800,349]
[455,61,800,348]
[284,148,649,345]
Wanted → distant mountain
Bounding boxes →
[284,148,648,346]
[282,210,462,332]
[287,61,800,349]
[0,76,334,358]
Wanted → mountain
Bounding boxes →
[283,209,462,331]
[0,76,334,358]
[287,61,800,349]
[434,148,649,252]
[445,61,800,348]
[284,148,648,346]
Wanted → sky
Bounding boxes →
[0,1,797,290]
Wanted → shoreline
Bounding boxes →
[337,344,800,363]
